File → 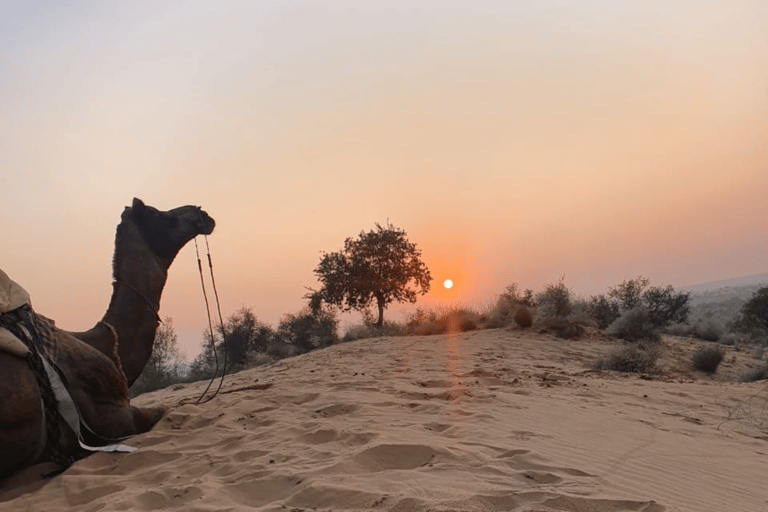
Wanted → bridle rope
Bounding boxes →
[111,280,162,324]
[194,217,227,404]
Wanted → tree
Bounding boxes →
[130,318,184,396]
[733,286,768,338]
[309,222,432,327]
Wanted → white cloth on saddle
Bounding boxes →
[0,268,30,312]
[0,268,32,357]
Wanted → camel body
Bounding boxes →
[0,199,215,476]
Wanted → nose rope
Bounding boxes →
[194,210,227,404]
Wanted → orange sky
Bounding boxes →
[2,1,767,358]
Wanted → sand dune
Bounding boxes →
[2,328,767,511]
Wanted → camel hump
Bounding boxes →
[0,268,31,313]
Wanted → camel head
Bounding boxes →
[124,198,216,266]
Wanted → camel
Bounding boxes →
[70,198,215,386]
[0,199,215,477]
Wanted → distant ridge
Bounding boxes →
[682,272,768,293]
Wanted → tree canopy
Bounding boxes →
[309,222,432,327]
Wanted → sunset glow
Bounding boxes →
[1,1,766,358]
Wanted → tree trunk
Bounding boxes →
[376,295,384,328]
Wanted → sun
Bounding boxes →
[443,279,453,289]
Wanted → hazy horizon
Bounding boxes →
[2,1,767,358]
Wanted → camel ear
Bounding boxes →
[131,198,148,223]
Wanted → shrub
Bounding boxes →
[740,363,768,383]
[643,285,691,327]
[513,307,533,328]
[593,343,661,374]
[406,305,482,335]
[606,277,690,328]
[607,307,660,343]
[691,346,725,374]
[536,277,572,319]
[341,320,406,342]
[588,294,621,329]
[485,283,535,328]
[666,321,723,342]
[277,307,338,352]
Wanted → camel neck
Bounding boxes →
[102,220,169,385]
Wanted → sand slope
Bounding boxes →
[2,329,767,511]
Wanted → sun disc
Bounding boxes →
[443,279,453,289]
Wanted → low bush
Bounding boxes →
[740,363,768,383]
[513,307,533,328]
[536,277,572,319]
[277,307,338,353]
[485,283,535,328]
[406,305,483,335]
[342,321,407,342]
[588,294,621,329]
[666,322,723,342]
[593,343,661,374]
[607,307,660,343]
[691,346,725,374]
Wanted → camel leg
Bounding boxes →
[0,354,45,476]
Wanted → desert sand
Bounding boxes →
[2,328,767,511]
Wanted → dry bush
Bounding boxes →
[342,321,406,342]
[244,351,276,368]
[607,307,660,343]
[691,346,725,374]
[593,343,662,374]
[513,307,533,328]
[537,315,585,339]
[666,322,723,342]
[485,283,534,328]
[406,305,482,335]
[740,363,768,383]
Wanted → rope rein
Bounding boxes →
[194,229,227,404]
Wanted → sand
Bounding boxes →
[2,328,767,511]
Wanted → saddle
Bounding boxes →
[0,268,33,358]
[0,268,136,471]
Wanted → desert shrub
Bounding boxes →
[666,321,723,342]
[606,277,689,329]
[643,285,691,327]
[536,315,585,340]
[342,320,406,342]
[536,277,572,319]
[277,307,338,352]
[266,337,298,359]
[406,305,482,335]
[691,346,725,374]
[244,351,276,368]
[607,307,660,343]
[740,363,768,383]
[593,343,661,374]
[513,307,533,328]
[485,283,535,328]
[588,294,621,329]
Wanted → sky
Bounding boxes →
[2,1,767,359]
